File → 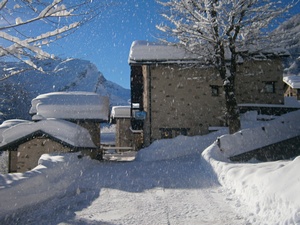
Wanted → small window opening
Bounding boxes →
[263,81,276,93]
[211,85,220,96]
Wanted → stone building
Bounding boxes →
[0,92,109,172]
[128,41,286,147]
[0,119,97,172]
[110,106,143,151]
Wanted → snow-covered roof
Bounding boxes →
[0,120,32,143]
[128,40,203,64]
[30,92,109,121]
[283,75,300,89]
[0,119,96,149]
[110,106,131,119]
[129,41,289,65]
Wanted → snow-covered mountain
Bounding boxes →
[276,14,300,76]
[0,58,130,122]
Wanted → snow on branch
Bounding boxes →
[157,0,298,61]
[38,0,73,18]
[0,31,52,59]
[0,0,7,10]
[0,0,106,79]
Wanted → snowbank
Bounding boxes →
[136,128,228,162]
[0,153,95,218]
[217,110,300,157]
[202,110,300,224]
[203,143,300,225]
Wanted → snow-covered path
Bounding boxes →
[2,110,300,224]
[74,155,247,225]
[0,153,250,225]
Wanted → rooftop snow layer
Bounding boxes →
[30,92,109,121]
[0,120,31,143]
[128,40,202,64]
[0,119,96,149]
[110,106,131,119]
[283,75,300,89]
[128,41,289,65]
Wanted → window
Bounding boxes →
[211,85,220,96]
[160,128,172,139]
[263,81,276,93]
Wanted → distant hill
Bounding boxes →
[0,58,130,122]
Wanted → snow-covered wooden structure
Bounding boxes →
[128,41,287,147]
[0,92,109,172]
[283,75,300,100]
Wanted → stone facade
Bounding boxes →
[114,118,143,151]
[116,118,132,148]
[131,59,285,146]
[76,120,101,159]
[235,59,284,104]
[9,137,72,173]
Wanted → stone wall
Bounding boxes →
[144,64,225,142]
[138,59,285,144]
[12,138,71,172]
[235,59,284,104]
[116,118,132,148]
[230,136,300,162]
[115,118,144,151]
[77,120,100,148]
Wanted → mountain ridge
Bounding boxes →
[0,58,130,122]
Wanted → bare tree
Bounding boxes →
[0,0,108,80]
[156,0,298,134]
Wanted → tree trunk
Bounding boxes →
[217,47,241,134]
[224,83,241,134]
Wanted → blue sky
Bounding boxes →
[5,0,297,90]
[46,1,161,89]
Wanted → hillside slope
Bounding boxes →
[276,14,300,76]
[0,58,130,121]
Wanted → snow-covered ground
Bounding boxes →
[0,110,300,225]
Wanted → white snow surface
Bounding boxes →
[283,75,300,89]
[128,40,290,65]
[218,110,300,157]
[1,111,300,224]
[129,40,202,64]
[30,92,109,121]
[0,119,32,143]
[110,105,131,119]
[0,119,96,148]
